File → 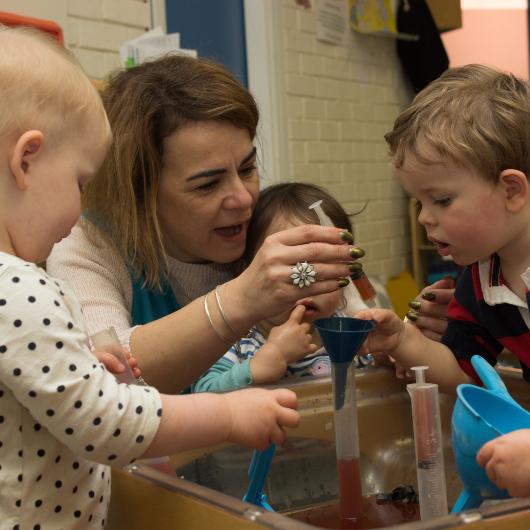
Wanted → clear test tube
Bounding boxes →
[90,327,136,384]
[407,366,448,520]
[332,361,363,521]
[308,200,373,313]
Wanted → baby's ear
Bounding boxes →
[499,168,528,213]
[9,130,44,190]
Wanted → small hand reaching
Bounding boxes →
[477,429,530,498]
[223,387,300,450]
[250,305,317,384]
[355,308,406,358]
[92,346,142,380]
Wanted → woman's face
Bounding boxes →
[157,121,259,263]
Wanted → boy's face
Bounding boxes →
[397,153,511,266]
[13,119,108,263]
[260,214,343,327]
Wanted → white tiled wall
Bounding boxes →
[1,0,413,282]
[278,2,413,281]
[0,0,151,79]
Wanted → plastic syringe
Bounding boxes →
[407,366,448,520]
[308,200,375,312]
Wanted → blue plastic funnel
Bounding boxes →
[451,356,530,512]
[315,317,374,412]
[314,317,375,364]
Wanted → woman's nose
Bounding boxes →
[223,178,254,210]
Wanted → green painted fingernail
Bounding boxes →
[421,292,436,301]
[338,278,350,288]
[348,262,363,273]
[340,230,354,243]
[406,310,418,321]
[408,300,421,310]
[349,247,365,259]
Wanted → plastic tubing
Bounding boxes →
[308,200,375,311]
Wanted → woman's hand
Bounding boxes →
[406,277,455,341]
[226,225,359,328]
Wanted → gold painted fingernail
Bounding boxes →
[340,230,354,243]
[421,292,436,301]
[349,247,365,259]
[406,310,418,321]
[408,300,421,310]
[338,278,350,288]
[348,262,363,273]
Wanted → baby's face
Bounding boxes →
[12,116,108,264]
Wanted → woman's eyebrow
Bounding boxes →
[186,147,257,182]
[239,146,257,166]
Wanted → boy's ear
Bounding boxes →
[9,130,44,190]
[499,168,529,213]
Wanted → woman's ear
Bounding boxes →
[499,168,529,213]
[9,130,44,190]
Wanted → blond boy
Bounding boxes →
[357,64,530,497]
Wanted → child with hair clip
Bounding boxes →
[0,27,299,529]
[193,183,361,392]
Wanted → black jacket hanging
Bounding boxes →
[396,0,449,93]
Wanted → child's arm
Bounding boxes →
[194,305,317,390]
[356,308,473,393]
[192,356,252,393]
[477,429,530,497]
[142,387,300,456]
[250,305,317,384]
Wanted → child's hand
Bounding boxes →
[354,308,406,357]
[223,387,300,449]
[92,347,142,379]
[250,305,317,384]
[477,429,530,497]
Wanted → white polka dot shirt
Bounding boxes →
[0,253,162,529]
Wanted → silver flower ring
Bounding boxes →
[290,261,316,288]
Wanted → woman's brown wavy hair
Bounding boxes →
[82,54,259,288]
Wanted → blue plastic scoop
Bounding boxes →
[243,443,275,511]
[451,355,530,512]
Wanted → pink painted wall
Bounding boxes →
[441,9,528,79]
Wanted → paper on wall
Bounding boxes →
[120,26,197,68]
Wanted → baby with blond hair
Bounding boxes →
[0,27,299,529]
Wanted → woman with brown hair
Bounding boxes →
[48,54,451,393]
[47,54,359,393]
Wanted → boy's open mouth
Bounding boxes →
[430,237,451,256]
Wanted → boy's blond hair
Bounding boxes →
[385,64,530,184]
[0,26,110,145]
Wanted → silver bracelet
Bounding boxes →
[214,285,240,338]
[203,292,233,344]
